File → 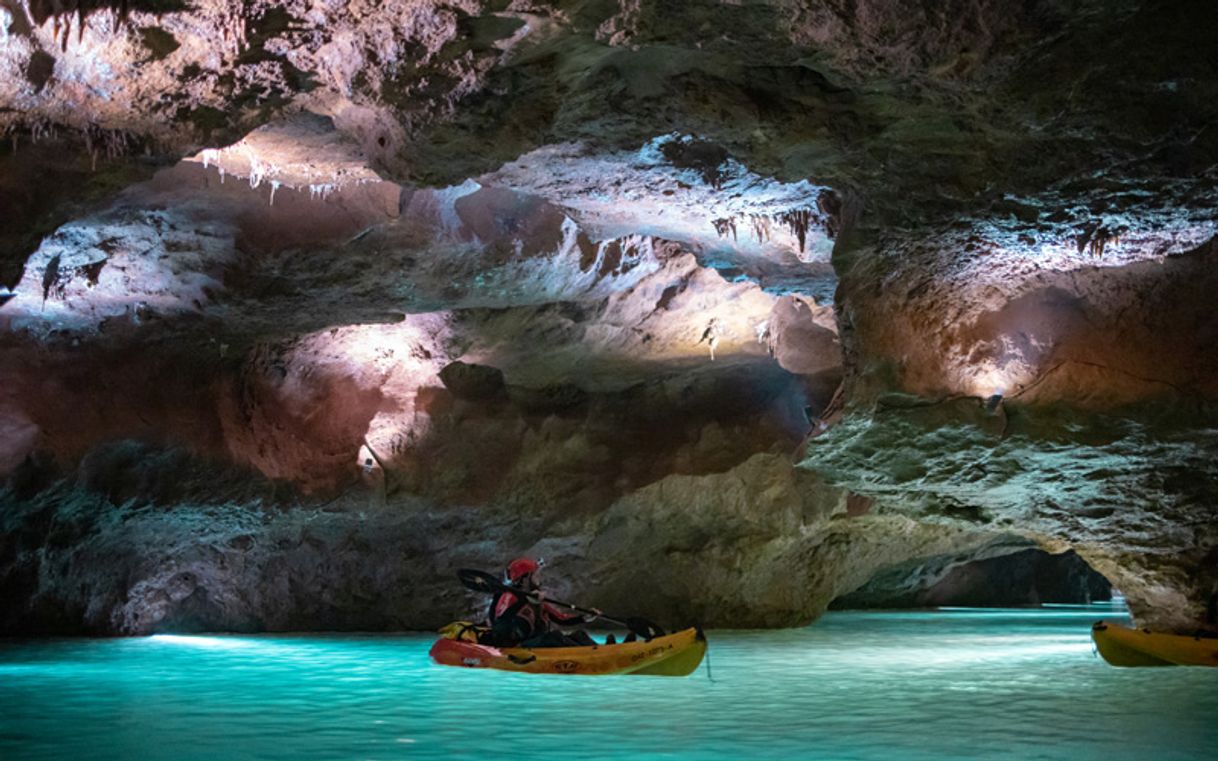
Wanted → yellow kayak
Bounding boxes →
[1091,621,1218,667]
[430,626,707,676]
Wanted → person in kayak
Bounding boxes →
[486,557,599,647]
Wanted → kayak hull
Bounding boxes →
[1092,621,1218,667]
[430,626,707,677]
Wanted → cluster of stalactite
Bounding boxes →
[711,216,738,241]
[776,208,814,253]
[82,123,134,169]
[2,119,60,152]
[3,119,139,169]
[1076,221,1128,258]
[16,1,243,56]
[18,1,131,51]
[25,0,131,26]
[711,207,822,253]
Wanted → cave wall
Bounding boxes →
[3,450,1013,635]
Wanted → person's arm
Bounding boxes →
[543,601,601,625]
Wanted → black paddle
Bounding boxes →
[456,568,666,640]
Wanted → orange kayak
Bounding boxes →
[1091,621,1218,667]
[429,626,707,676]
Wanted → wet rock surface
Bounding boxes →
[1,1,1217,633]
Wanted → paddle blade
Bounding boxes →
[457,568,504,594]
[625,617,667,640]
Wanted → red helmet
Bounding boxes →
[506,557,541,582]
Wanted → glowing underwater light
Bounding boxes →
[146,635,316,661]
[147,634,258,650]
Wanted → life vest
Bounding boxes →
[490,590,543,640]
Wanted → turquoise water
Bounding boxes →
[2,606,1215,761]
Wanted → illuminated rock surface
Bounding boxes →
[1,0,1216,634]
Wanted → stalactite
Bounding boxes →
[28,0,137,51]
[80,123,133,169]
[219,7,246,54]
[309,183,337,201]
[246,149,264,189]
[41,253,62,303]
[712,207,820,253]
[1088,228,1123,258]
[776,208,813,253]
[28,119,58,143]
[750,215,772,244]
[1075,222,1126,259]
[712,217,738,242]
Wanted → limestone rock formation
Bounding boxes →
[2,0,1217,634]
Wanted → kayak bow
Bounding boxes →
[1092,621,1218,667]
